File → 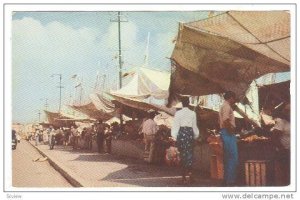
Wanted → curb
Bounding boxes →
[28,141,87,187]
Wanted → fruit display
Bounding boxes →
[240,134,269,143]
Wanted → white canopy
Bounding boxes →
[110,67,170,100]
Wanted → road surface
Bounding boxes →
[12,140,72,187]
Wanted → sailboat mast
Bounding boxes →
[144,32,150,67]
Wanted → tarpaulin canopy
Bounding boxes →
[110,67,170,100]
[70,93,118,121]
[60,105,92,120]
[44,110,75,127]
[168,11,290,105]
[109,93,176,117]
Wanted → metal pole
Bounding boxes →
[59,74,62,113]
[111,11,128,134]
[51,74,63,113]
[118,11,122,89]
[117,12,124,132]
[45,98,48,111]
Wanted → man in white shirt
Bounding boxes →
[142,111,158,162]
[219,91,238,186]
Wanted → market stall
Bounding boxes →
[168,11,290,186]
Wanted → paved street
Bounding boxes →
[25,140,221,187]
[12,140,72,187]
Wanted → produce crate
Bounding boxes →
[245,160,274,186]
[210,155,224,180]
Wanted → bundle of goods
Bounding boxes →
[165,146,180,166]
[207,134,223,156]
[123,120,143,140]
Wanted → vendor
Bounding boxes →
[271,103,290,186]
[219,91,238,186]
[142,110,158,162]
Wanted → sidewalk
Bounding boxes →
[29,141,221,187]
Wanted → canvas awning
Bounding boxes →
[108,93,176,117]
[70,93,118,120]
[111,67,170,100]
[168,11,290,105]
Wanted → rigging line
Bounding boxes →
[226,12,290,63]
[242,36,290,45]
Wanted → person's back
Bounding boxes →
[96,123,104,137]
[142,118,158,136]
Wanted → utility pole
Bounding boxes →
[110,11,128,134]
[51,74,63,113]
[110,11,128,89]
[117,11,123,89]
[40,98,48,122]
[45,98,48,111]
[40,98,49,111]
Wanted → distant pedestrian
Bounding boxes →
[82,127,88,149]
[171,97,199,185]
[85,126,93,150]
[63,128,70,147]
[219,91,238,186]
[142,110,158,162]
[96,121,105,153]
[35,129,40,146]
[104,125,112,153]
[71,126,80,150]
[49,127,56,150]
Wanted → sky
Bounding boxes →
[12,11,291,123]
[12,11,213,123]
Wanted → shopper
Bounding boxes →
[171,97,199,184]
[96,121,105,153]
[142,110,158,162]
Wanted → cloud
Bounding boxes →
[11,15,178,123]
[102,21,138,49]
[12,17,100,72]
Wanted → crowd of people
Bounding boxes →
[29,121,118,153]
[21,90,290,186]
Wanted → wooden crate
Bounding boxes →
[210,155,224,180]
[245,160,274,186]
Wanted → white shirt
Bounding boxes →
[171,107,200,139]
[142,119,158,136]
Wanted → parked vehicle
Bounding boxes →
[12,130,17,150]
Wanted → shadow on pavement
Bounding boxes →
[39,144,222,187]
